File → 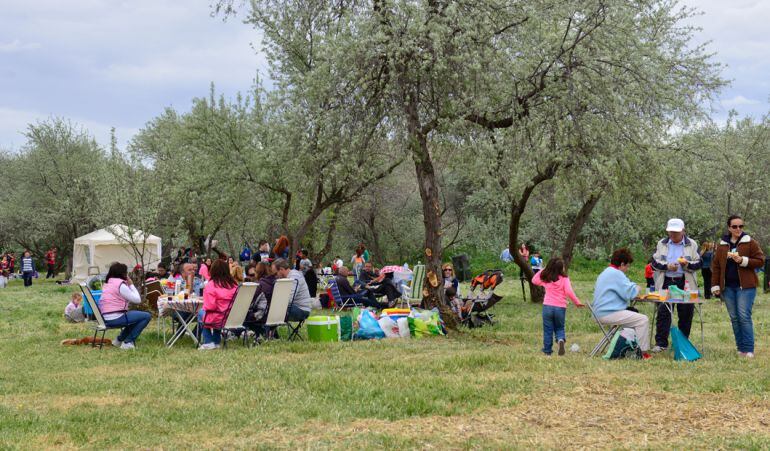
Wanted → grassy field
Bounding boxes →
[1,269,770,450]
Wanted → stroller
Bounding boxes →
[461,270,504,328]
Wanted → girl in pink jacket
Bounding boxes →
[199,260,239,350]
[532,257,585,356]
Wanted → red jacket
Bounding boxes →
[644,263,653,279]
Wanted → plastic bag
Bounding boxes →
[425,311,444,336]
[339,316,353,341]
[378,316,400,338]
[354,310,385,339]
[397,317,411,338]
[407,317,428,338]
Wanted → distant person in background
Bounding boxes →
[231,265,244,284]
[361,244,370,263]
[700,241,715,299]
[199,258,212,281]
[644,258,654,290]
[271,236,290,260]
[442,263,459,292]
[45,246,57,279]
[500,247,513,263]
[256,240,271,263]
[21,250,34,288]
[0,255,9,288]
[519,243,530,261]
[351,245,366,281]
[298,250,317,297]
[529,252,543,274]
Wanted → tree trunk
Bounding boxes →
[508,160,561,303]
[406,107,457,330]
[364,210,384,266]
[561,193,602,270]
[314,206,340,264]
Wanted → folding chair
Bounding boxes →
[461,293,504,328]
[588,302,620,357]
[259,278,296,342]
[219,282,259,349]
[285,286,307,341]
[399,264,425,308]
[79,283,121,351]
[329,278,366,311]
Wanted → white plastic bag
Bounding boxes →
[378,316,400,338]
[397,317,411,338]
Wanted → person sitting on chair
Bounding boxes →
[198,259,239,350]
[273,258,313,322]
[592,248,651,359]
[365,271,401,307]
[336,266,388,309]
[354,261,377,289]
[100,262,152,350]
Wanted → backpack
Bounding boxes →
[603,328,642,360]
[470,270,504,292]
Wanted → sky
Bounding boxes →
[1,0,768,151]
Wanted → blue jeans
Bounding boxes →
[104,311,152,344]
[542,305,566,355]
[198,309,221,345]
[722,286,756,353]
[286,304,310,322]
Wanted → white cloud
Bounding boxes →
[721,95,762,108]
[0,39,41,53]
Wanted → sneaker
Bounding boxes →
[112,338,123,347]
[198,343,217,351]
[642,352,652,360]
[557,339,566,356]
[119,342,135,350]
[651,346,667,353]
[738,351,747,357]
[745,352,755,358]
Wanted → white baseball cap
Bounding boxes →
[666,218,685,232]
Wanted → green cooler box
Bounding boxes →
[306,316,340,342]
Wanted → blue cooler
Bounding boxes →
[82,290,102,315]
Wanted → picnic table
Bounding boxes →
[158,295,204,348]
[633,296,706,355]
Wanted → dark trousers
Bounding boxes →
[22,271,33,287]
[46,264,55,279]
[655,276,694,348]
[701,268,712,299]
[645,277,655,289]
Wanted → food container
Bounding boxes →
[306,316,340,342]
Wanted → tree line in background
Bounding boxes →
[3,0,770,307]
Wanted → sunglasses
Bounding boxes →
[730,224,745,229]
[443,269,452,272]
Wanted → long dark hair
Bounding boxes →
[539,257,566,283]
[209,259,237,289]
[106,262,129,282]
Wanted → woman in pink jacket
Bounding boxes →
[532,257,585,356]
[198,259,239,350]
[100,262,152,350]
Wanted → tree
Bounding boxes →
[0,119,105,277]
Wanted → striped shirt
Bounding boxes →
[21,257,34,272]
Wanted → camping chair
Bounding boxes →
[588,302,620,357]
[461,293,504,328]
[285,284,308,342]
[259,278,297,342]
[217,282,259,349]
[79,283,121,350]
[399,264,425,307]
[328,278,368,311]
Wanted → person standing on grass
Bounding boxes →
[100,262,152,350]
[199,259,239,350]
[649,218,701,353]
[711,215,764,359]
[644,258,654,290]
[532,257,585,356]
[21,250,34,288]
[592,248,651,358]
[700,242,715,299]
[45,247,57,279]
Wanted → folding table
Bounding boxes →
[158,296,204,348]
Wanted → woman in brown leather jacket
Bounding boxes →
[710,215,764,358]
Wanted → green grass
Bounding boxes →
[2,271,770,449]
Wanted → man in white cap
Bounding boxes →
[650,218,702,352]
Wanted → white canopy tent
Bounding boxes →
[71,225,162,283]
